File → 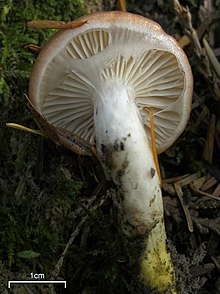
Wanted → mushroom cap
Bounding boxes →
[29,11,193,154]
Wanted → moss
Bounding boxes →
[0,0,85,107]
[0,0,86,293]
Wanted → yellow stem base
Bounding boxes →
[140,221,176,294]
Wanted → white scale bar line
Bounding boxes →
[8,280,66,288]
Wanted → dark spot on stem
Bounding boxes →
[149,194,156,207]
[150,167,155,178]
[101,143,106,153]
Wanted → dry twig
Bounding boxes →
[173,0,220,100]
[203,114,216,163]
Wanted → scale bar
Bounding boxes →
[8,280,66,288]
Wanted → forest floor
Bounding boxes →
[0,0,220,293]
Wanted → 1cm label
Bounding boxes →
[30,272,45,279]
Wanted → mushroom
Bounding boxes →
[28,11,193,293]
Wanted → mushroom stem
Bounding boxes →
[94,82,176,293]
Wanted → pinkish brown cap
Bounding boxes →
[29,11,193,154]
